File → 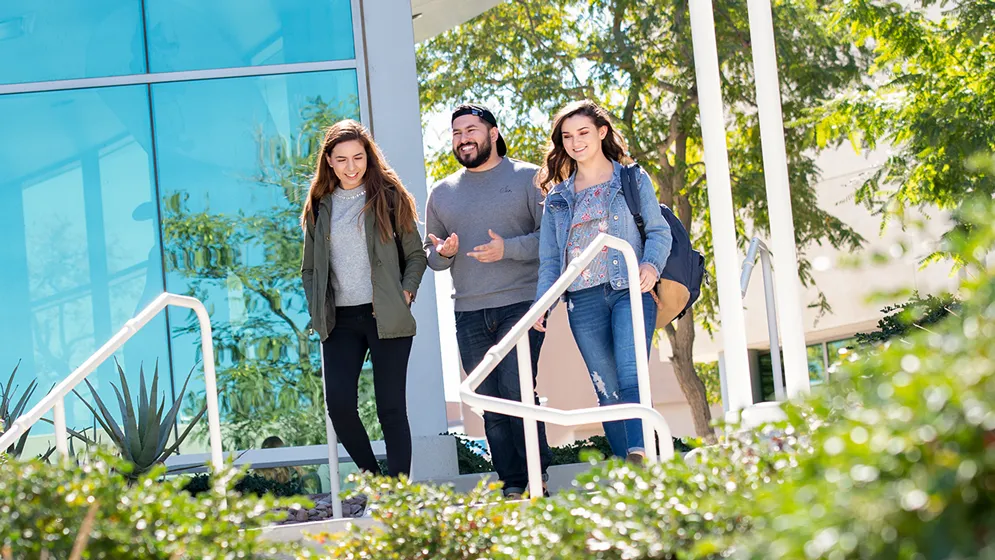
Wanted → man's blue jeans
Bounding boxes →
[565,284,657,457]
[455,301,551,495]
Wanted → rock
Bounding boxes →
[268,493,376,524]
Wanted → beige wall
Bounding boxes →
[688,146,957,363]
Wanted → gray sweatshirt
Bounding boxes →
[424,157,543,312]
[329,186,373,306]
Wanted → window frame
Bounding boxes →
[0,0,369,127]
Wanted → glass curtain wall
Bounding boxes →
[0,0,359,453]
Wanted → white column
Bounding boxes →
[746,0,810,397]
[688,0,753,412]
[361,1,450,439]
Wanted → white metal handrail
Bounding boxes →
[0,293,224,474]
[460,233,674,499]
[740,237,786,401]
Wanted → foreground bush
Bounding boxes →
[742,245,995,556]
[0,454,306,559]
[182,470,308,498]
[322,424,800,559]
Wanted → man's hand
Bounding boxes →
[533,315,546,332]
[403,290,414,305]
[467,229,505,263]
[428,232,459,258]
[639,263,659,293]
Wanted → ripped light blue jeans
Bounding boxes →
[565,284,657,457]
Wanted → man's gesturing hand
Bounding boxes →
[428,233,459,258]
[467,229,505,263]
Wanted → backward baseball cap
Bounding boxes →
[451,104,507,157]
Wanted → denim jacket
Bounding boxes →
[536,161,673,306]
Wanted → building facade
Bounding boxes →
[3,0,956,468]
[0,1,472,470]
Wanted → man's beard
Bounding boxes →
[454,137,493,169]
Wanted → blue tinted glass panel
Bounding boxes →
[152,70,360,448]
[826,336,857,374]
[145,0,355,73]
[0,86,169,441]
[807,344,826,385]
[0,1,145,85]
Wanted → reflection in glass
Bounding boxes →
[144,0,355,73]
[826,337,857,372]
[0,0,145,85]
[757,351,781,402]
[0,86,169,438]
[806,343,826,385]
[152,70,360,449]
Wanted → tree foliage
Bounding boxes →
[816,0,995,228]
[855,292,959,347]
[418,0,868,435]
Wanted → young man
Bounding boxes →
[425,104,551,498]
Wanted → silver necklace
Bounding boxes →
[334,187,366,200]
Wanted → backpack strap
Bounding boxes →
[620,163,647,243]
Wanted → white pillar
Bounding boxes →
[746,0,810,397]
[361,0,456,478]
[688,0,753,412]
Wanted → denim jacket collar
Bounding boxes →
[547,159,624,203]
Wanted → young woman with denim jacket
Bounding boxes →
[533,100,672,462]
[300,120,428,477]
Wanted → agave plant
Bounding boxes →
[0,360,38,457]
[38,417,102,463]
[74,358,207,478]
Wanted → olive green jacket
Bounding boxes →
[301,192,428,341]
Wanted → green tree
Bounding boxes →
[854,292,959,347]
[815,0,995,240]
[418,0,867,436]
[164,98,382,449]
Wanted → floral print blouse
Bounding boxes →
[566,180,612,292]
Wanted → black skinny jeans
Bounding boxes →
[321,304,413,477]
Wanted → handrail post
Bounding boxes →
[318,351,343,518]
[740,238,785,402]
[758,247,786,401]
[619,242,657,463]
[516,338,543,498]
[193,303,224,473]
[53,398,68,459]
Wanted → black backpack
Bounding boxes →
[619,163,705,324]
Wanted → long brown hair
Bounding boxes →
[537,100,632,194]
[300,119,418,242]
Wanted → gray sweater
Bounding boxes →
[424,157,543,311]
[329,186,373,306]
